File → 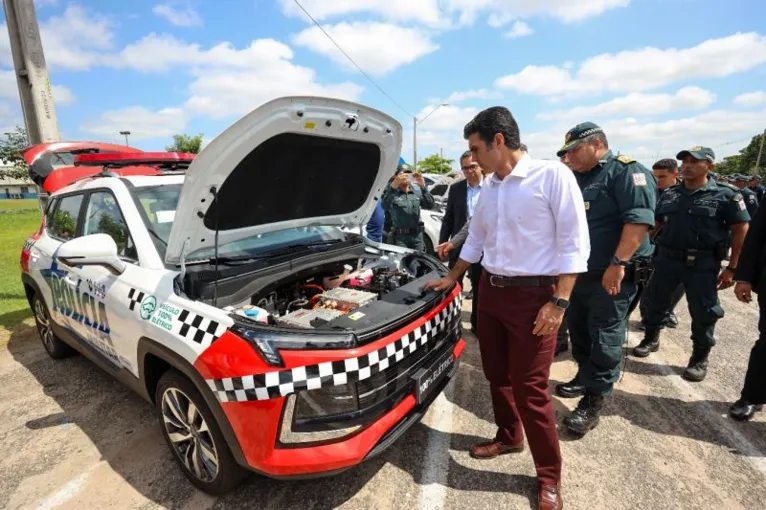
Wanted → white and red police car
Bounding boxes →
[19,97,465,494]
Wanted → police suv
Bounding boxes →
[19,97,465,494]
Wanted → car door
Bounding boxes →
[66,189,142,372]
[32,192,86,332]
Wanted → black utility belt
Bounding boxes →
[392,226,424,235]
[658,245,724,266]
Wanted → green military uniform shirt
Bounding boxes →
[655,178,751,250]
[574,151,656,273]
[739,186,759,218]
[381,182,434,229]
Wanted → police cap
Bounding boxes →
[557,122,603,157]
[676,146,715,163]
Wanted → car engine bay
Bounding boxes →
[225,251,444,330]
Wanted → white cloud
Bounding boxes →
[292,22,439,76]
[280,0,630,29]
[733,91,766,107]
[100,35,364,120]
[496,32,766,97]
[446,88,502,102]
[80,106,188,141]
[152,2,204,27]
[414,104,478,132]
[279,0,447,27]
[503,21,534,38]
[51,85,76,106]
[524,108,766,164]
[537,86,716,121]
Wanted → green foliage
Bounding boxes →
[0,209,41,328]
[417,154,454,174]
[716,133,764,176]
[166,133,204,154]
[0,126,31,181]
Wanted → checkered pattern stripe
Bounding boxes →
[177,309,226,345]
[206,295,463,403]
[127,288,144,311]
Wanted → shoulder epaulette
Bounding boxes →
[616,155,636,165]
[718,182,738,191]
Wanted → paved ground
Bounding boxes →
[1,286,765,510]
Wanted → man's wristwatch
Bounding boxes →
[610,255,629,267]
[550,297,570,310]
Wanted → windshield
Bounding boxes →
[132,183,347,260]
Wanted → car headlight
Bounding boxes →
[230,321,357,367]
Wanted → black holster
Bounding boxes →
[628,257,655,285]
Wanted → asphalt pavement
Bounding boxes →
[1,285,765,510]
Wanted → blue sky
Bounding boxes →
[1,0,765,169]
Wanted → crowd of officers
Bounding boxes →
[381,120,766,434]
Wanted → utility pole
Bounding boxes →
[120,130,131,146]
[2,0,60,145]
[412,102,449,172]
[754,128,766,176]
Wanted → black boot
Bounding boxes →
[683,347,710,382]
[664,312,679,329]
[555,375,585,398]
[729,399,763,421]
[632,328,660,358]
[563,393,604,435]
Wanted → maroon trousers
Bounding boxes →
[477,272,561,486]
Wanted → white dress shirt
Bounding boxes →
[466,181,482,218]
[459,154,590,276]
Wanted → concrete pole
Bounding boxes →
[3,0,60,144]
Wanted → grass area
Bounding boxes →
[0,209,41,328]
[0,198,40,211]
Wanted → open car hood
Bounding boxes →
[165,96,402,265]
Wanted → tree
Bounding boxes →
[0,125,31,181]
[166,133,204,154]
[417,153,454,174]
[716,133,765,175]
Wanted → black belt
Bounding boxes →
[485,272,557,288]
[392,226,423,235]
[658,246,715,260]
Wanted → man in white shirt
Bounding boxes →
[425,107,590,510]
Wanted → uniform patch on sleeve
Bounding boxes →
[734,194,746,211]
[632,173,647,186]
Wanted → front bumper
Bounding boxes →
[196,287,464,478]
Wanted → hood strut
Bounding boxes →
[211,185,220,307]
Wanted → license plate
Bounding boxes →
[412,348,455,404]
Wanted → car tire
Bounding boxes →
[155,369,249,495]
[31,293,75,359]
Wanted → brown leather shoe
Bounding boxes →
[469,439,524,459]
[538,484,563,510]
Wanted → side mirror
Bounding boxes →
[57,233,127,275]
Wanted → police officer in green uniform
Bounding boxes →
[631,147,751,382]
[382,163,434,250]
[554,122,656,436]
[734,174,760,218]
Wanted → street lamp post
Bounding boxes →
[119,130,131,145]
[413,102,448,171]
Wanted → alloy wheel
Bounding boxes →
[34,299,56,352]
[161,387,220,482]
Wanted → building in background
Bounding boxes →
[0,165,37,199]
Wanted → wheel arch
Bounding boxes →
[21,273,42,307]
[136,337,250,469]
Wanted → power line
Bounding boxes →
[292,0,413,118]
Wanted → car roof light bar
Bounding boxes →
[73,152,196,168]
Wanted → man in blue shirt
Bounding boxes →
[366,201,385,243]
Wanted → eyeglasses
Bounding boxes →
[461,163,479,171]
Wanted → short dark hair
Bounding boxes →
[460,150,472,161]
[652,158,678,172]
[463,106,521,150]
[519,143,528,152]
